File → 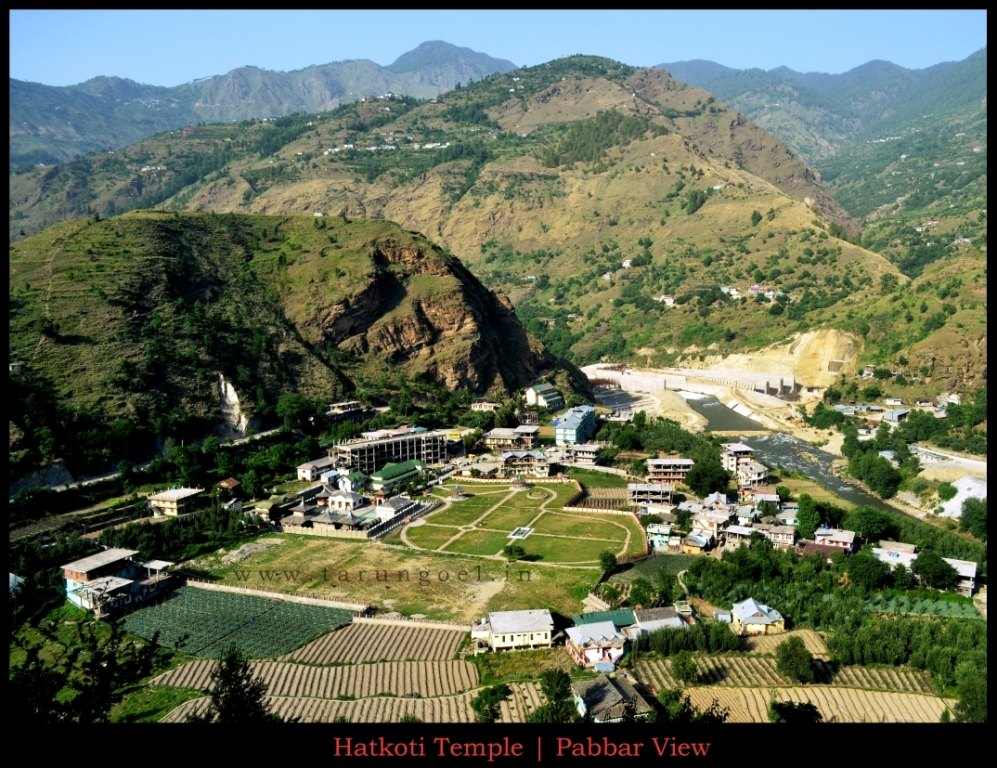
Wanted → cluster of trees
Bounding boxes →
[633,622,744,657]
[540,110,660,168]
[827,616,986,721]
[596,412,729,496]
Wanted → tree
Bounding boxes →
[796,494,821,540]
[684,458,730,497]
[953,659,987,722]
[503,544,526,561]
[628,578,655,608]
[671,651,699,684]
[656,689,728,724]
[751,210,763,226]
[189,646,283,723]
[471,684,512,723]
[768,700,822,723]
[891,563,917,590]
[599,550,618,574]
[844,507,896,542]
[775,636,815,683]
[527,670,578,723]
[959,497,987,541]
[846,550,890,591]
[912,551,959,590]
[937,482,957,501]
[275,392,318,431]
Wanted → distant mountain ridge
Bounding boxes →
[9,41,517,167]
[659,47,987,164]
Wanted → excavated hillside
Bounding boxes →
[9,211,582,478]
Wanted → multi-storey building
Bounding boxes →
[332,428,448,474]
[646,457,695,484]
[553,406,597,445]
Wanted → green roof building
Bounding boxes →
[370,460,424,493]
[571,608,637,630]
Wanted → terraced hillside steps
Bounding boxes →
[153,659,479,699]
[161,682,544,723]
[285,621,467,664]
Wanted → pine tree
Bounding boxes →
[190,646,285,723]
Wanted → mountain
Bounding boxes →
[10,54,983,395]
[9,41,516,168]
[659,48,987,165]
[8,211,581,480]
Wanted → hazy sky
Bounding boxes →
[9,9,988,87]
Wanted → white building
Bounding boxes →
[565,621,626,669]
[297,456,338,481]
[721,442,756,474]
[471,609,554,652]
[736,459,769,488]
[814,527,857,552]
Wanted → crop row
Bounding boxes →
[162,683,544,723]
[286,622,466,664]
[743,629,829,657]
[686,686,952,723]
[154,659,479,698]
[635,655,933,693]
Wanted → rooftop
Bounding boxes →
[732,598,782,625]
[722,442,754,453]
[148,487,204,502]
[572,609,636,628]
[572,675,654,720]
[486,609,554,634]
[371,460,424,482]
[566,621,624,645]
[553,405,596,431]
[62,548,139,574]
[648,457,694,466]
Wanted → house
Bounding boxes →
[646,523,672,552]
[721,442,756,474]
[861,366,875,379]
[297,456,338,481]
[723,524,756,549]
[572,609,636,632]
[646,457,694,484]
[553,406,597,446]
[461,459,502,479]
[325,400,372,424]
[62,549,174,617]
[320,488,364,514]
[621,259,633,269]
[883,408,910,425]
[693,507,734,537]
[814,527,857,552]
[714,610,732,624]
[730,598,785,636]
[633,606,688,634]
[572,675,654,723]
[654,295,676,307]
[943,558,978,597]
[641,503,676,523]
[525,382,565,411]
[681,530,712,554]
[483,425,539,450]
[374,495,418,524]
[216,477,241,496]
[736,459,769,488]
[798,541,844,562]
[884,398,904,407]
[628,482,673,506]
[939,476,987,519]
[148,487,204,517]
[471,401,500,413]
[370,460,424,494]
[471,609,554,652]
[872,545,917,571]
[569,442,602,465]
[565,621,626,669]
[500,450,550,478]
[753,523,796,550]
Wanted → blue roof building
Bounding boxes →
[553,405,597,446]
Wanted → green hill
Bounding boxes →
[9,211,578,480]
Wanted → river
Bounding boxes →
[682,394,767,432]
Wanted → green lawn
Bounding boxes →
[566,468,627,490]
[519,534,622,563]
[472,647,582,684]
[425,503,495,527]
[608,553,697,584]
[406,523,461,550]
[442,529,512,556]
[110,685,203,723]
[479,506,543,531]
[529,512,628,542]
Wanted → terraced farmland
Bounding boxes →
[744,629,829,658]
[161,682,544,723]
[635,655,934,693]
[122,586,352,658]
[286,621,467,664]
[687,686,953,723]
[154,659,478,698]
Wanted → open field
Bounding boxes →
[162,681,546,723]
[566,468,628,489]
[403,482,646,563]
[192,534,599,621]
[743,629,829,658]
[286,622,466,664]
[634,655,933,693]
[153,659,479,698]
[686,685,954,723]
[608,553,698,584]
[121,585,352,658]
[472,647,578,685]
